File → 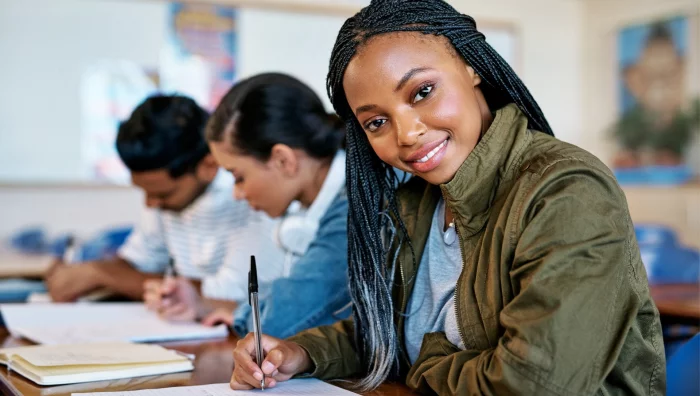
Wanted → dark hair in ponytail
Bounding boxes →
[326,0,553,391]
[206,73,344,160]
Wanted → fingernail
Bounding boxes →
[262,361,274,373]
[253,372,262,381]
[269,379,277,387]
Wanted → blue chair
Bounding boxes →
[642,245,700,284]
[79,226,132,261]
[635,224,699,285]
[667,334,700,396]
[9,226,49,254]
[635,225,678,248]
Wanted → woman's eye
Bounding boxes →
[365,119,386,132]
[413,85,434,103]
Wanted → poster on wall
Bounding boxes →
[81,3,237,184]
[160,3,237,111]
[80,61,158,184]
[612,16,699,184]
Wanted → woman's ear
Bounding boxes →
[269,144,298,177]
[466,65,482,86]
[195,154,220,182]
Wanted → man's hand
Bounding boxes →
[45,262,102,302]
[144,277,206,322]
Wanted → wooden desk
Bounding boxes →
[650,283,700,327]
[0,329,416,396]
[0,253,52,279]
[4,284,690,394]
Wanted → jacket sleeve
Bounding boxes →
[287,317,361,380]
[406,160,652,395]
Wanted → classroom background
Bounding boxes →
[0,0,698,393]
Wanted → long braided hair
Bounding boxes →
[328,0,553,391]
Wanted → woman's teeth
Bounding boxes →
[415,140,447,163]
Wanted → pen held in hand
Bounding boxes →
[161,257,178,303]
[249,255,265,390]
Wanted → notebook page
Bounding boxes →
[0,342,185,366]
[73,379,358,395]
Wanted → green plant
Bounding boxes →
[610,97,700,157]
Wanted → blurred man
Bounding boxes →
[45,95,284,320]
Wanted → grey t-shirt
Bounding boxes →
[404,198,466,364]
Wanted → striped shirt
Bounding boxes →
[118,170,285,301]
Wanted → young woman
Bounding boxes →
[230,1,666,395]
[148,73,351,339]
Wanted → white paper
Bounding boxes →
[72,379,357,395]
[0,303,228,344]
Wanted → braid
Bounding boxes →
[329,0,553,391]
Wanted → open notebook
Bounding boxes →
[73,379,358,395]
[0,303,228,344]
[0,342,193,386]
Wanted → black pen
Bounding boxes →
[162,256,178,301]
[165,256,178,280]
[249,255,265,390]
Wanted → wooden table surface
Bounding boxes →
[0,283,695,395]
[649,283,700,326]
[0,328,417,396]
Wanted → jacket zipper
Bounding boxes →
[444,192,468,348]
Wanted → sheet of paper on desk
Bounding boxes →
[0,303,228,344]
[72,379,358,395]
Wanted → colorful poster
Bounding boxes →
[81,3,237,183]
[161,3,237,110]
[612,16,699,182]
[80,61,158,184]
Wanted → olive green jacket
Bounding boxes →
[289,104,666,395]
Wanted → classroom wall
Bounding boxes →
[451,0,586,149]
[0,184,143,240]
[0,0,168,183]
[0,0,588,239]
[0,1,348,184]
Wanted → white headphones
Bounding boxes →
[275,150,346,259]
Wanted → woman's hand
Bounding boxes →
[230,333,312,390]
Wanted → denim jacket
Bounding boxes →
[233,189,351,339]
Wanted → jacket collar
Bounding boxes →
[439,103,533,237]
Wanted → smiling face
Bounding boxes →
[343,32,491,185]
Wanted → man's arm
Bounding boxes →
[95,256,163,300]
[45,256,162,302]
